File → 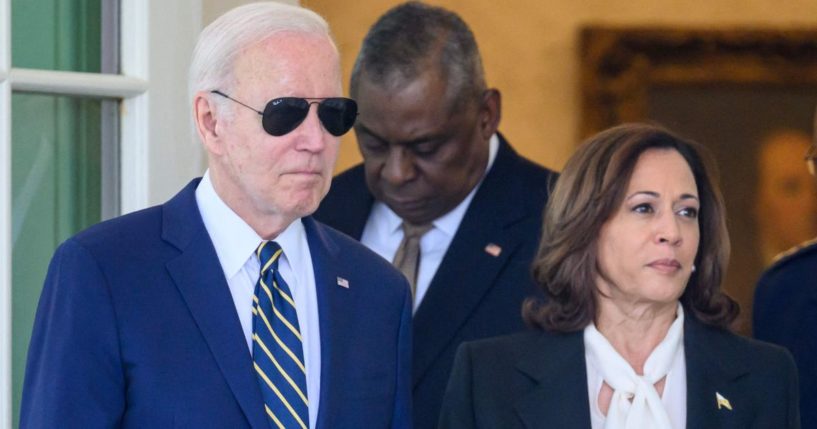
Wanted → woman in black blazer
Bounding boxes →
[439,124,800,429]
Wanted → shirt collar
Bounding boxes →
[272,215,307,287]
[195,170,305,279]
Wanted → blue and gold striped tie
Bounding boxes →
[252,241,308,429]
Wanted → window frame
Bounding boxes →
[0,1,204,426]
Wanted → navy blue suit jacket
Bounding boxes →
[313,135,556,428]
[21,179,412,428]
[754,240,817,429]
[440,312,800,428]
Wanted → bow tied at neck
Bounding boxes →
[584,304,685,429]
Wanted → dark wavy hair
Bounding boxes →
[523,123,739,332]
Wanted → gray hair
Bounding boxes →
[188,2,335,113]
[350,1,486,112]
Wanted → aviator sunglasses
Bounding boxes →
[211,90,358,137]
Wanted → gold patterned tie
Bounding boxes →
[392,222,433,297]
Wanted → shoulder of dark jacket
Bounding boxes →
[767,237,817,272]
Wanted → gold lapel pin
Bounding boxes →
[716,392,732,411]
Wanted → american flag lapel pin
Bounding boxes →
[484,243,502,257]
[336,276,350,288]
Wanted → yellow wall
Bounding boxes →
[303,0,817,173]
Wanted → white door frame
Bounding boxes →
[0,0,203,426]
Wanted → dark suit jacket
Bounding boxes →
[20,179,412,429]
[754,240,817,429]
[439,311,800,429]
[313,135,556,428]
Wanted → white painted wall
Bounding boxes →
[143,0,206,207]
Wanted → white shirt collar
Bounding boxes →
[272,215,308,288]
[195,170,306,283]
[378,133,500,236]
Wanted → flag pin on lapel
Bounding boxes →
[336,277,349,288]
[716,392,732,411]
[484,243,502,257]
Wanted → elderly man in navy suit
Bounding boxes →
[21,3,411,428]
[312,2,556,427]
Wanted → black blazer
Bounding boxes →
[754,239,817,429]
[439,312,800,429]
[313,135,557,428]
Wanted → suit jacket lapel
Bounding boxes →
[684,313,750,428]
[162,180,268,429]
[302,217,347,429]
[413,138,532,384]
[514,331,591,429]
[510,318,753,429]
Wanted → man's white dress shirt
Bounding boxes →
[196,171,321,429]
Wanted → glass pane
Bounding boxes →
[11,0,103,73]
[11,93,103,427]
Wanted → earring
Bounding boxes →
[691,264,696,273]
